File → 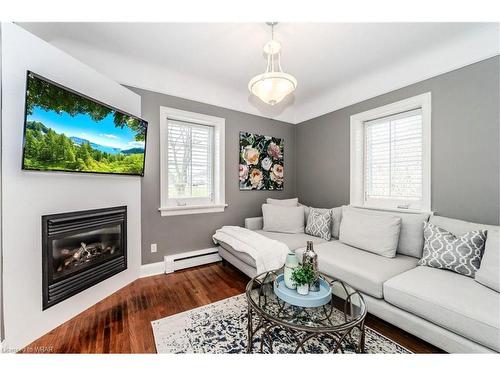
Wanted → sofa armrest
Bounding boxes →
[245,217,263,230]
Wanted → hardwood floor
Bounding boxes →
[23,262,443,354]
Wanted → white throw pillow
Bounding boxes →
[262,204,305,234]
[266,197,299,206]
[339,207,402,258]
[475,230,500,292]
[347,206,430,258]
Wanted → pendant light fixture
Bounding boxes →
[248,22,297,106]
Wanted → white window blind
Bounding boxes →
[364,108,423,206]
[167,119,214,202]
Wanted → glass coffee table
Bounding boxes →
[245,267,367,353]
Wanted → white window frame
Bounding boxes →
[159,107,226,216]
[350,92,431,212]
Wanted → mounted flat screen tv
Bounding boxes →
[22,71,148,176]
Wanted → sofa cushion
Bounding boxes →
[476,230,500,292]
[429,215,499,235]
[262,204,305,234]
[305,207,332,240]
[296,241,418,298]
[418,222,487,278]
[255,230,327,251]
[331,206,343,239]
[339,207,402,258]
[217,241,256,268]
[348,206,430,258]
[218,230,327,268]
[266,197,299,206]
[384,266,500,352]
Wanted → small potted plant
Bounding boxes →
[291,264,315,295]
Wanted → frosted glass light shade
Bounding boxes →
[248,71,297,106]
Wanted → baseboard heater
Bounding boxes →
[164,247,221,273]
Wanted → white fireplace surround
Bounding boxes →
[1,23,142,351]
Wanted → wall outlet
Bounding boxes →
[151,243,157,253]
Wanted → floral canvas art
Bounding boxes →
[239,132,284,190]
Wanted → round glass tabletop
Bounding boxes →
[245,267,367,333]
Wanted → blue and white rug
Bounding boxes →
[151,294,411,354]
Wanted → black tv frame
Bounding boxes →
[22,70,148,177]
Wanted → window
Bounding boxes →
[350,93,431,211]
[159,107,226,216]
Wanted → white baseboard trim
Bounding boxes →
[0,339,9,354]
[140,247,221,277]
[139,261,165,278]
[164,247,221,274]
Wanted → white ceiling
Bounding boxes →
[19,22,500,124]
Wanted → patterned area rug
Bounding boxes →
[151,294,411,354]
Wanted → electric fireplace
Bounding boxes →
[42,206,127,309]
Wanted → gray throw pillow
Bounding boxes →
[418,222,487,277]
[305,208,332,241]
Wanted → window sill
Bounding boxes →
[159,204,228,217]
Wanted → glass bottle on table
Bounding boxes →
[302,241,320,292]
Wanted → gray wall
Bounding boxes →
[296,56,500,225]
[131,87,296,264]
[134,56,499,265]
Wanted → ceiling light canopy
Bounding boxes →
[248,23,297,106]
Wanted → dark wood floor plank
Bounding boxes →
[23,262,442,354]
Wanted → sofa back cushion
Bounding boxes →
[331,206,343,239]
[339,207,402,258]
[429,215,499,235]
[262,204,305,234]
[346,206,430,258]
[475,230,500,292]
[266,197,299,206]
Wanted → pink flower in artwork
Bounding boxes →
[243,146,260,165]
[270,164,284,185]
[267,142,282,159]
[249,168,263,188]
[239,164,249,181]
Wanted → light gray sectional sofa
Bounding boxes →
[217,205,500,353]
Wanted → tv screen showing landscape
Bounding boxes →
[22,71,148,176]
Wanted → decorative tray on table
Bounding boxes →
[273,274,332,308]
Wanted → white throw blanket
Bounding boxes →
[212,226,289,274]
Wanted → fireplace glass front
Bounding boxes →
[42,206,127,309]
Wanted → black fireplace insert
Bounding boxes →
[42,206,127,309]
